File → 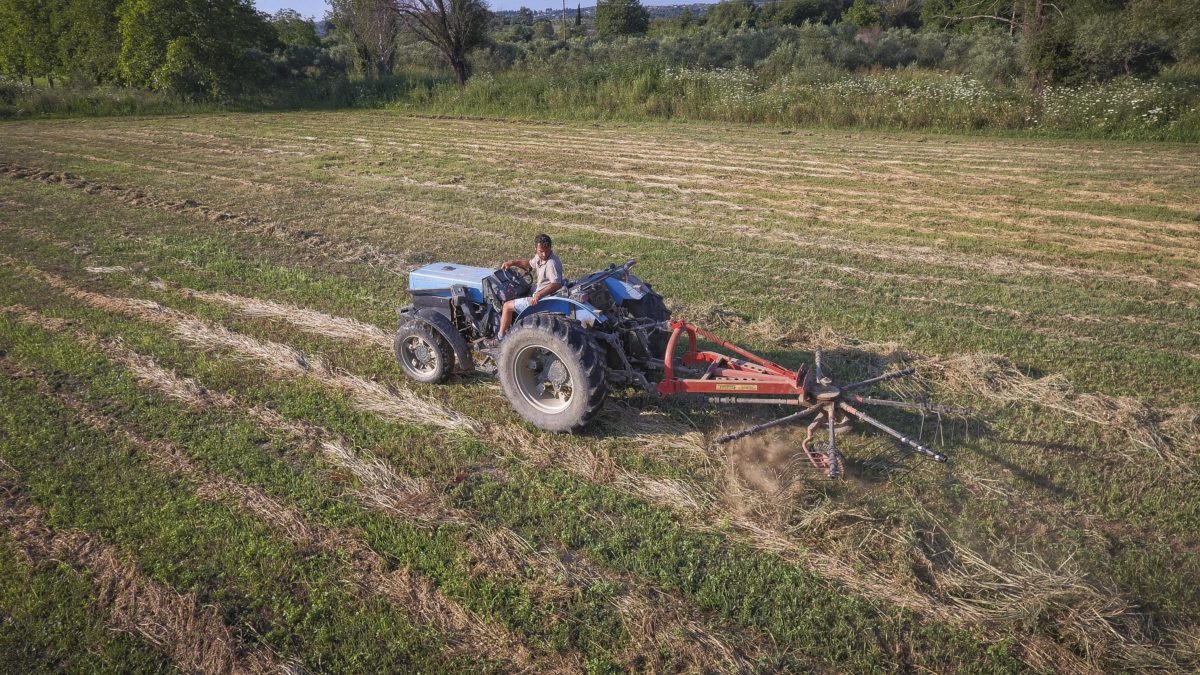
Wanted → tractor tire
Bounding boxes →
[394,318,455,384]
[498,313,608,432]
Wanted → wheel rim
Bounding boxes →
[400,335,438,375]
[510,344,573,413]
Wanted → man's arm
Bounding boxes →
[530,282,562,304]
[501,259,532,271]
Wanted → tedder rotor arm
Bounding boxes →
[837,401,948,463]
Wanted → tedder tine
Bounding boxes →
[716,403,824,444]
[838,401,948,463]
[842,367,917,392]
[825,403,841,478]
[846,395,969,416]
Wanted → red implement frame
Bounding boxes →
[657,320,811,401]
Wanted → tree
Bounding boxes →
[0,0,66,86]
[757,0,846,28]
[595,0,649,37]
[118,0,275,98]
[329,0,402,78]
[844,0,882,27]
[575,4,581,26]
[921,0,1069,90]
[705,0,756,32]
[58,0,121,84]
[393,0,490,85]
[532,19,555,39]
[271,9,321,48]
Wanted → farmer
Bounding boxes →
[496,233,563,341]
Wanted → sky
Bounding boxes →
[253,0,700,18]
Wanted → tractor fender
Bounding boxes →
[413,308,474,374]
[515,298,605,329]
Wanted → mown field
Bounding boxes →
[1,111,1197,672]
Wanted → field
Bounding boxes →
[1,111,1198,672]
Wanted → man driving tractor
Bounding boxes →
[495,233,563,341]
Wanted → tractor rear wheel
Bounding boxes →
[498,314,608,432]
[394,318,454,384]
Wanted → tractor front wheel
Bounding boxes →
[498,314,608,432]
[394,318,454,384]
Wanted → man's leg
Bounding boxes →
[499,297,532,340]
[499,299,515,339]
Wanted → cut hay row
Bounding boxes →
[15,266,1169,671]
[2,361,541,673]
[14,127,1199,278]
[0,466,289,675]
[405,130,1196,212]
[175,285,393,350]
[453,201,1187,291]
[925,354,1198,472]
[151,278,1200,669]
[5,262,474,433]
[481,170,1200,253]
[0,162,422,275]
[0,303,762,672]
[27,118,1198,229]
[271,120,1200,217]
[206,115,1191,181]
[9,156,1195,333]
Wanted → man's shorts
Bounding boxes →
[512,296,533,313]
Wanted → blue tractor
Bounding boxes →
[394,260,672,432]
[396,260,955,477]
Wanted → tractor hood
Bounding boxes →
[408,262,492,303]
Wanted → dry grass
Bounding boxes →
[928,353,1198,472]
[0,162,421,274]
[179,286,393,350]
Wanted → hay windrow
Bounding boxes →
[180,286,392,350]
[696,316,1197,472]
[5,263,475,434]
[0,469,283,675]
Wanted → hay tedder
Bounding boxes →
[395,259,955,478]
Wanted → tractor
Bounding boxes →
[394,260,954,478]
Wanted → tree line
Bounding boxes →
[1,0,1196,101]
[0,0,487,98]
